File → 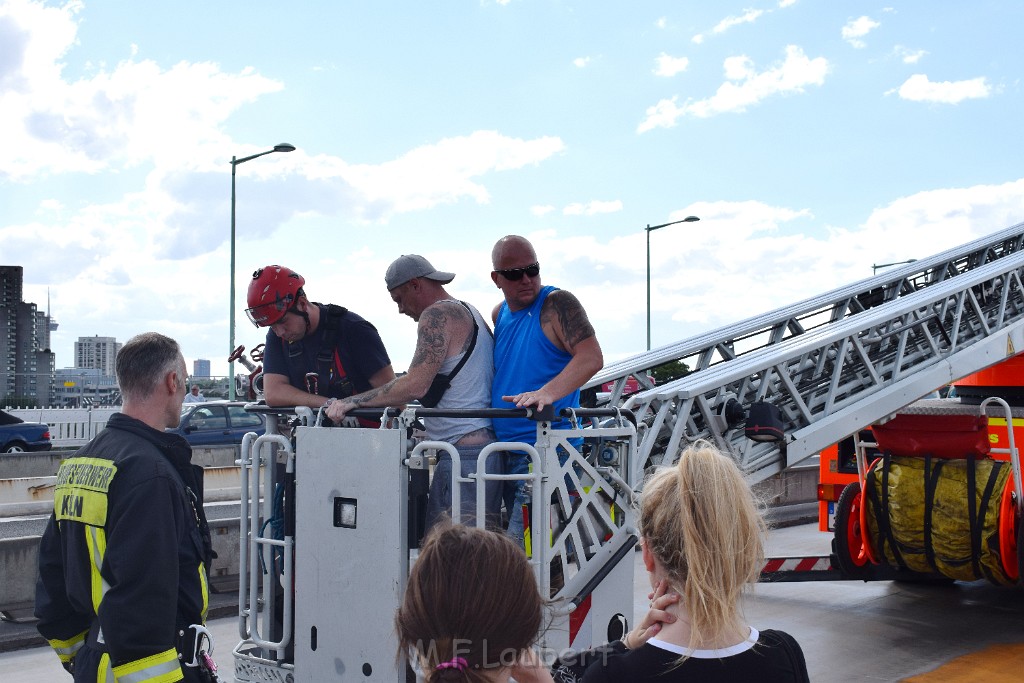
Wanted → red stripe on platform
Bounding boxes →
[795,558,820,572]
[570,594,591,644]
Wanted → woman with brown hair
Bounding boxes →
[580,441,809,682]
[397,523,553,682]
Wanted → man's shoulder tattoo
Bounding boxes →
[542,290,595,348]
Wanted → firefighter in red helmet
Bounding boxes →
[245,265,395,411]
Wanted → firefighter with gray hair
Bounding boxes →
[35,332,217,682]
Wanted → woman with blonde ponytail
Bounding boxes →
[580,441,809,682]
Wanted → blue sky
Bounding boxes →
[3,0,1023,378]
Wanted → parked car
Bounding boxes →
[167,401,266,446]
[0,409,53,453]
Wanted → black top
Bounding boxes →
[580,629,809,683]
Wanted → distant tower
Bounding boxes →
[193,359,211,378]
[47,288,59,333]
[0,266,56,405]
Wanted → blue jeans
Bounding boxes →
[426,444,503,530]
[504,452,532,545]
[504,445,578,547]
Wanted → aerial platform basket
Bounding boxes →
[833,397,1024,585]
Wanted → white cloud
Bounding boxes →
[531,205,555,216]
[779,0,798,7]
[343,131,566,214]
[713,9,766,34]
[655,17,667,29]
[563,200,623,216]
[638,45,829,131]
[692,33,705,45]
[893,74,991,103]
[0,0,284,179]
[654,53,689,77]
[893,45,927,64]
[2,2,573,376]
[842,16,880,48]
[573,56,591,68]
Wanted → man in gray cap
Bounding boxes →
[326,254,501,529]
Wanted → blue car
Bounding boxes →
[168,401,266,446]
[0,409,53,453]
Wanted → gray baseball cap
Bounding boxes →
[385,254,456,290]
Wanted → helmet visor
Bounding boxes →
[245,295,296,327]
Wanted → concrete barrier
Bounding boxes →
[1,517,243,620]
[0,446,239,480]
[0,466,260,517]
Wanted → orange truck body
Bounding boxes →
[818,354,1024,532]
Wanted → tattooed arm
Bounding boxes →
[504,289,604,411]
[326,303,466,421]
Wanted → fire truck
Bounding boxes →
[225,221,1024,680]
[816,355,1024,583]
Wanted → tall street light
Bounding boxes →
[646,215,700,351]
[229,143,296,400]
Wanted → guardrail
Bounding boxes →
[8,407,116,448]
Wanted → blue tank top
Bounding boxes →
[491,286,580,443]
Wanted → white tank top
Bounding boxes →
[425,300,494,444]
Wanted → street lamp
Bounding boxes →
[229,143,296,400]
[646,215,700,350]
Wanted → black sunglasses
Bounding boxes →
[496,262,540,281]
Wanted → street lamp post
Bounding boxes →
[229,143,296,400]
[646,215,700,351]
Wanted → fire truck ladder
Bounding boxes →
[585,221,1024,484]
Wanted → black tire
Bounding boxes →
[2,441,27,454]
[834,481,874,579]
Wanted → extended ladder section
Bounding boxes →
[586,221,1024,484]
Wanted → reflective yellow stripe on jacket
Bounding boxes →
[108,647,183,682]
[47,628,88,664]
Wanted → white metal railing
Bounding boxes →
[8,407,115,447]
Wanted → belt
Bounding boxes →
[86,618,202,660]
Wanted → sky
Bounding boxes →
[3,0,1024,380]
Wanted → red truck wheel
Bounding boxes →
[998,474,1019,582]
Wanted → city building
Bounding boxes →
[55,367,120,407]
[0,266,56,407]
[193,358,211,378]
[75,335,121,377]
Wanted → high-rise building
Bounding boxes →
[0,266,57,406]
[75,336,121,377]
[193,359,211,378]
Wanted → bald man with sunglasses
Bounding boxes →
[490,235,603,543]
